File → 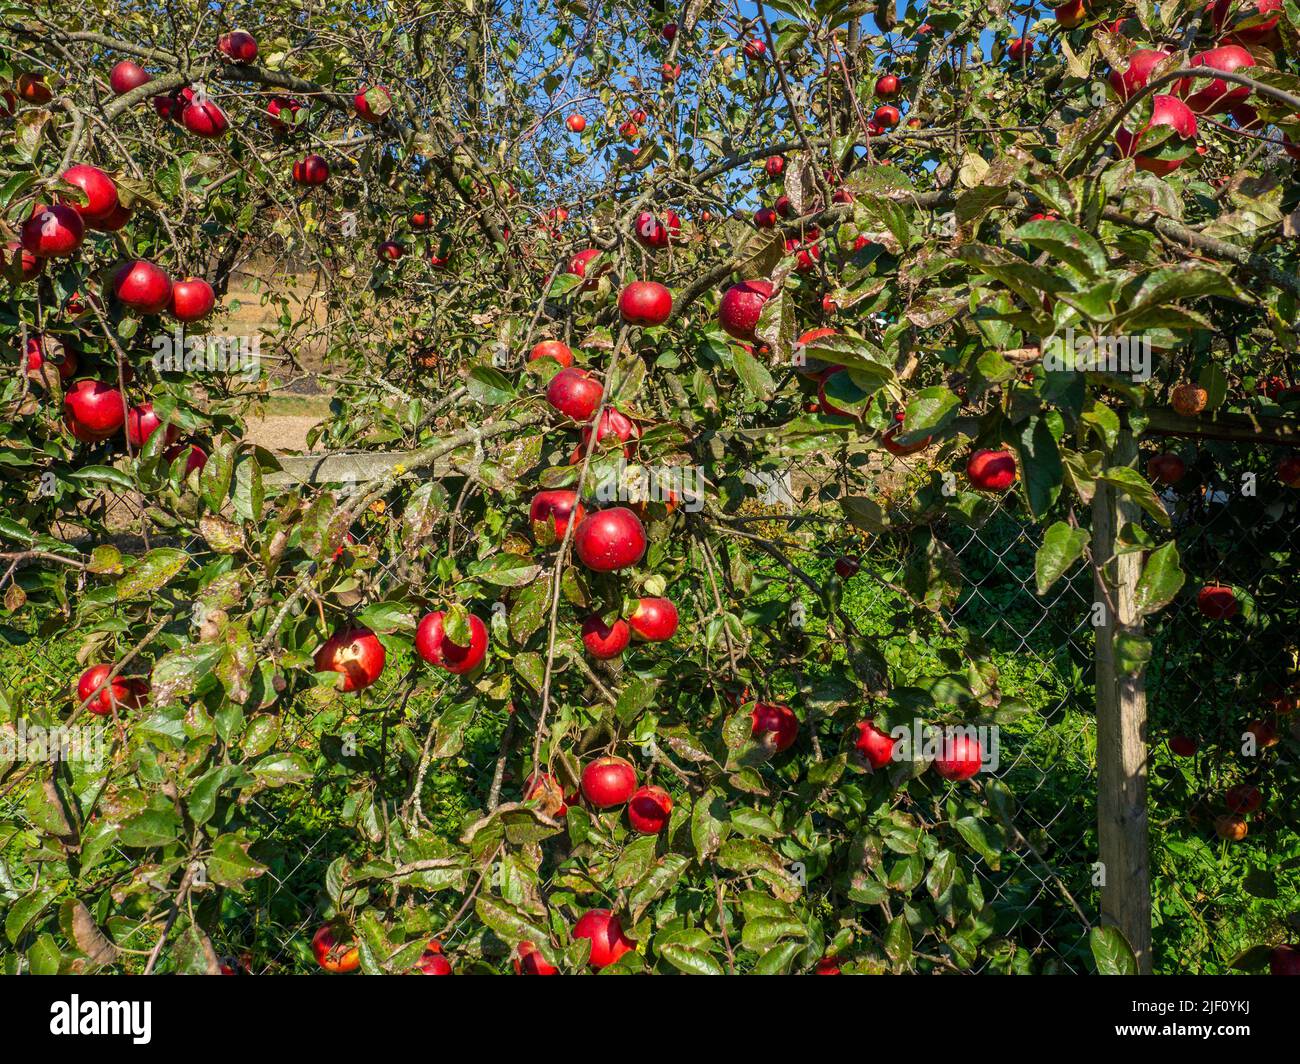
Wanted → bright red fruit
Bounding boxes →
[354,85,392,123]
[21,203,84,258]
[573,507,647,572]
[293,154,329,186]
[60,164,119,223]
[182,98,229,137]
[719,279,774,341]
[110,61,151,95]
[16,73,52,104]
[266,96,301,133]
[65,380,126,439]
[743,38,766,59]
[967,448,1017,491]
[514,941,558,975]
[567,248,604,284]
[875,74,900,98]
[169,277,215,322]
[413,940,452,975]
[853,718,896,769]
[628,785,672,834]
[754,206,778,228]
[76,664,144,716]
[873,104,900,129]
[112,259,172,314]
[529,340,573,366]
[765,155,784,177]
[933,734,983,780]
[1108,49,1171,101]
[218,30,258,64]
[25,336,76,380]
[1115,95,1198,175]
[312,925,359,973]
[6,239,43,280]
[1008,37,1033,62]
[572,909,634,969]
[545,366,603,420]
[90,202,132,232]
[126,403,178,449]
[834,556,860,579]
[165,442,208,476]
[1197,584,1239,620]
[618,281,672,326]
[415,611,488,674]
[629,597,678,641]
[314,627,386,692]
[566,113,586,133]
[524,773,572,819]
[581,615,631,659]
[529,490,585,541]
[581,756,637,807]
[751,702,799,752]
[1178,46,1254,115]
[1054,0,1087,28]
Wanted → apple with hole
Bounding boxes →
[581,756,637,807]
[852,718,896,769]
[314,626,386,691]
[415,611,488,674]
[574,507,647,572]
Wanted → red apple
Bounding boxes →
[882,411,931,455]
[312,925,359,973]
[629,597,678,641]
[25,335,77,380]
[64,379,126,439]
[719,279,774,341]
[76,663,144,716]
[16,73,52,104]
[1008,37,1033,62]
[1223,0,1283,48]
[354,85,392,124]
[266,95,301,133]
[529,490,585,541]
[774,195,793,218]
[834,556,860,579]
[967,448,1017,491]
[1215,814,1248,841]
[413,940,452,975]
[852,718,896,769]
[1178,46,1254,115]
[743,38,766,60]
[618,281,672,326]
[765,155,784,177]
[933,733,983,780]
[572,909,634,969]
[165,442,208,476]
[1147,451,1186,484]
[1108,49,1172,101]
[409,208,431,229]
[545,366,603,420]
[314,626,386,692]
[112,259,172,314]
[377,239,404,262]
[1115,95,1198,175]
[1054,0,1087,28]
[1225,783,1262,814]
[1169,734,1199,757]
[90,201,132,232]
[6,239,43,281]
[566,113,586,133]
[1197,583,1239,620]
[573,507,647,572]
[415,611,488,673]
[293,154,329,186]
[126,402,179,449]
[661,23,677,41]
[182,98,229,137]
[60,164,119,223]
[109,61,151,95]
[514,941,559,975]
[529,339,573,366]
[524,772,573,819]
[581,614,630,659]
[754,206,778,228]
[168,277,215,322]
[20,203,84,259]
[751,702,799,752]
[576,408,639,458]
[218,30,258,64]
[875,74,901,98]
[1247,719,1279,747]
[627,785,672,834]
[581,756,637,807]
[567,248,604,285]
[873,104,900,129]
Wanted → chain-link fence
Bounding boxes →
[4,420,1296,974]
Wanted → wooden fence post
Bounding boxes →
[1092,428,1152,972]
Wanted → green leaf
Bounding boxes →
[1097,466,1170,528]
[206,833,268,888]
[467,365,517,406]
[1132,541,1184,618]
[1090,925,1138,975]
[115,547,189,601]
[1035,521,1089,595]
